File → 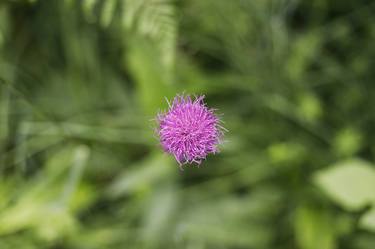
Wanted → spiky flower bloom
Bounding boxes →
[156,94,224,166]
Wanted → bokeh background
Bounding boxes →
[1,0,375,248]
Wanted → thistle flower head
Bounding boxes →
[156,94,224,166]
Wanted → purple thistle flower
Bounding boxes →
[156,94,225,166]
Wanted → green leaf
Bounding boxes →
[360,208,375,232]
[123,0,177,71]
[122,0,177,115]
[126,37,173,115]
[333,128,363,157]
[294,205,336,249]
[286,32,322,81]
[100,0,118,27]
[314,159,375,210]
[106,153,174,197]
[0,146,88,237]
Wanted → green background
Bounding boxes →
[0,0,375,248]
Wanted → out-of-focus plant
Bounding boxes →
[0,0,375,249]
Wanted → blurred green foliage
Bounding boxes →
[0,0,375,248]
